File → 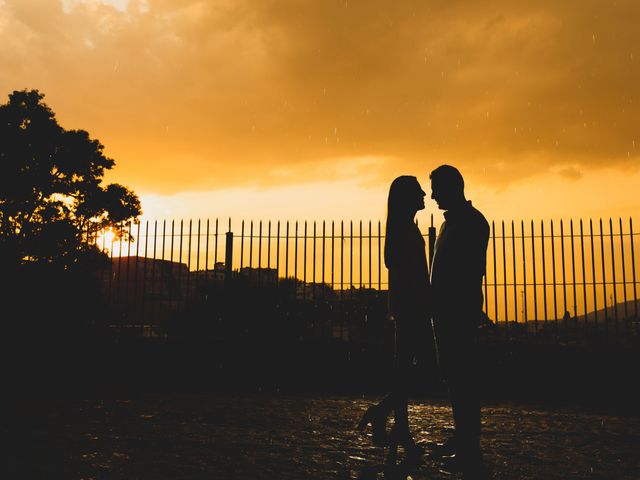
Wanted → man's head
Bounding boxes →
[429,164,465,211]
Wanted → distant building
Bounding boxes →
[194,262,226,283]
[239,266,278,285]
[107,256,190,300]
[103,256,191,330]
[296,282,336,302]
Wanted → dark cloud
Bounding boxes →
[0,0,638,194]
[557,166,583,180]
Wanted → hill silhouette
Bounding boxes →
[584,299,639,323]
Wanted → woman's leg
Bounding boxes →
[358,317,418,451]
[390,317,414,437]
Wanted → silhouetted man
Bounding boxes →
[429,165,489,478]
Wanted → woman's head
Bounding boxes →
[385,176,425,268]
[387,175,425,219]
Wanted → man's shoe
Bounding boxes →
[386,424,424,466]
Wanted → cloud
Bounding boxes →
[0,0,638,194]
[556,165,583,181]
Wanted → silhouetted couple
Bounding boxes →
[357,165,490,479]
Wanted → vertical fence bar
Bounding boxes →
[177,220,183,309]
[492,221,498,325]
[341,221,344,296]
[541,221,548,338]
[107,229,114,305]
[205,219,209,273]
[161,220,166,335]
[369,220,372,289]
[378,220,382,291]
[609,218,619,339]
[331,221,335,289]
[580,219,588,343]
[125,221,132,308]
[214,218,219,265]
[321,220,325,332]
[142,220,149,327]
[338,221,342,337]
[521,220,528,334]
[225,227,233,282]
[196,219,201,273]
[501,221,508,330]
[101,227,107,287]
[311,221,316,297]
[312,221,316,288]
[511,221,518,327]
[303,221,308,298]
[619,218,628,337]
[560,220,567,341]
[570,220,577,331]
[134,221,141,326]
[599,219,609,341]
[294,221,298,283]
[484,273,488,324]
[169,220,174,322]
[589,219,597,336]
[569,219,578,344]
[322,220,326,288]
[359,221,363,288]
[268,220,272,276]
[150,220,157,334]
[484,242,489,325]
[249,221,253,270]
[196,219,201,294]
[276,221,281,281]
[427,215,434,270]
[630,218,638,324]
[117,230,124,306]
[551,220,558,326]
[350,221,354,295]
[113,231,122,304]
[285,221,290,279]
[159,220,169,336]
[531,220,538,337]
[240,220,245,269]
[258,221,262,285]
[187,219,192,300]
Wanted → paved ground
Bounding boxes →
[5,394,640,479]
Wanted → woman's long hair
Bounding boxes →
[384,175,419,269]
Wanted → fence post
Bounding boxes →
[225,230,233,282]
[428,214,436,269]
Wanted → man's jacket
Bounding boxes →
[430,201,489,325]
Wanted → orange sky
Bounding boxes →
[1,0,639,224]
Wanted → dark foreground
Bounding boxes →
[4,394,639,480]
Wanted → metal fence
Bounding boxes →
[95,216,639,345]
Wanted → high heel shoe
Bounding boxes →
[356,404,388,446]
[386,424,424,466]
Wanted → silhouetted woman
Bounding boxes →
[357,175,432,464]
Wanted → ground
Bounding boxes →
[5,394,640,479]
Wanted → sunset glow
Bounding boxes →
[96,227,116,250]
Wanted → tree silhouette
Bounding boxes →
[0,89,141,267]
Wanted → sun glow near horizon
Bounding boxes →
[133,165,640,226]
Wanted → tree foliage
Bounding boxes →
[0,89,141,267]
